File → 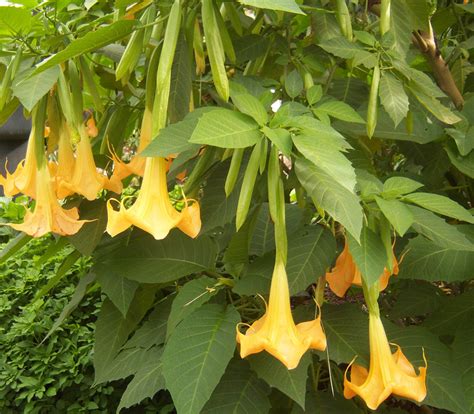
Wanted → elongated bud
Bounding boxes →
[380,0,391,36]
[225,148,244,196]
[367,64,380,138]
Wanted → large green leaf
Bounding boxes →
[375,197,414,236]
[235,226,336,296]
[190,108,261,148]
[313,100,365,124]
[347,226,387,286]
[0,6,32,36]
[379,72,409,127]
[239,0,304,14]
[231,91,268,126]
[299,391,363,414]
[142,108,211,157]
[94,288,156,385]
[202,359,271,414]
[248,352,311,409]
[320,304,369,365]
[390,0,413,57]
[116,347,166,413]
[262,127,292,157]
[452,326,474,414]
[381,176,424,198]
[423,290,474,337]
[33,20,138,75]
[403,192,474,224]
[12,66,60,112]
[389,281,443,319]
[293,134,356,193]
[93,231,217,284]
[408,86,461,125]
[399,234,474,282]
[295,158,363,242]
[285,69,304,99]
[445,140,474,178]
[408,205,474,251]
[319,36,363,60]
[166,276,219,339]
[97,271,139,317]
[162,304,240,414]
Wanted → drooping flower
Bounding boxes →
[344,312,427,410]
[0,127,39,198]
[50,121,76,199]
[8,164,86,237]
[106,156,201,240]
[58,126,106,200]
[326,240,399,298]
[236,257,327,369]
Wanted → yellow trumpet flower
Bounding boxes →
[9,164,86,237]
[344,313,427,410]
[326,240,399,298]
[50,121,76,199]
[106,156,201,240]
[236,258,327,370]
[58,126,106,201]
[0,127,39,199]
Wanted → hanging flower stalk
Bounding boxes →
[106,0,201,240]
[6,99,86,237]
[325,237,399,297]
[236,146,326,369]
[344,281,427,410]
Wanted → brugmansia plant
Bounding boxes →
[0,0,473,413]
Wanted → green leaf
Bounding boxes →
[262,126,293,157]
[239,0,304,15]
[306,85,322,105]
[423,289,474,337]
[293,134,356,192]
[33,20,138,75]
[302,391,363,414]
[445,140,474,178]
[235,226,336,296]
[117,347,166,413]
[403,192,474,224]
[382,176,424,198]
[321,303,369,364]
[142,108,210,157]
[391,0,413,57]
[453,326,474,414]
[375,196,414,236]
[97,345,161,385]
[399,233,474,282]
[234,35,270,64]
[408,86,461,125]
[202,359,271,414]
[0,6,32,36]
[378,72,409,127]
[231,91,268,126]
[68,199,108,256]
[389,281,443,318]
[313,100,365,124]
[12,66,60,112]
[124,298,172,350]
[0,232,31,265]
[190,108,261,148]
[93,231,217,284]
[168,34,192,124]
[319,36,363,60]
[248,352,311,409]
[285,69,304,99]
[162,304,240,414]
[347,226,388,286]
[166,276,219,339]
[200,161,241,232]
[408,205,474,251]
[295,158,363,242]
[94,289,156,385]
[97,271,139,317]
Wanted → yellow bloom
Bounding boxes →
[0,128,39,198]
[9,164,86,237]
[106,156,201,240]
[50,121,76,199]
[344,313,427,410]
[236,258,327,369]
[59,126,106,200]
[326,240,399,297]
